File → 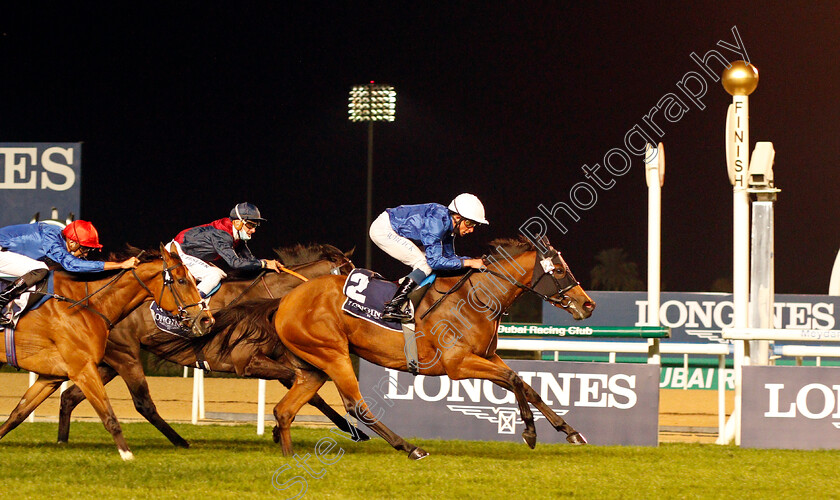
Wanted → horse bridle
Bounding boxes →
[480,247,580,309]
[133,260,206,327]
[64,258,203,329]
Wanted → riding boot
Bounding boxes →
[0,269,48,326]
[381,277,418,322]
[0,277,31,327]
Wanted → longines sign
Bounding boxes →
[0,143,81,228]
[543,291,840,345]
[358,359,659,446]
[742,366,840,449]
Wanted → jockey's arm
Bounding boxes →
[103,257,139,270]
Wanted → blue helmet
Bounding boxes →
[230,202,267,222]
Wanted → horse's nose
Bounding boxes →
[584,301,596,312]
[196,313,215,335]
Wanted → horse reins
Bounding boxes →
[59,255,203,329]
[225,257,353,308]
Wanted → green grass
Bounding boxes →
[1,423,839,499]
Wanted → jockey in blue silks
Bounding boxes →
[369,193,489,322]
[0,220,139,326]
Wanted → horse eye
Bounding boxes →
[178,278,186,285]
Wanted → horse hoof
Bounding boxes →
[567,431,587,445]
[522,430,537,449]
[272,426,281,444]
[408,447,429,460]
[353,429,371,442]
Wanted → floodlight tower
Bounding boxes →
[349,82,396,269]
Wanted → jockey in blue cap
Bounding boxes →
[169,202,281,305]
[369,193,488,322]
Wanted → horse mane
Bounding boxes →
[106,244,162,263]
[148,298,282,361]
[487,237,536,258]
[273,243,345,266]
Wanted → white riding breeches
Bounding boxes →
[0,250,49,278]
[168,241,227,297]
[369,211,433,276]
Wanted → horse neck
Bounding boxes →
[471,249,536,312]
[218,259,335,298]
[95,262,162,323]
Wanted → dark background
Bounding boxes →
[2,2,838,293]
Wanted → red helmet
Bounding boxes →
[62,220,103,249]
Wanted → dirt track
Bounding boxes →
[0,372,732,443]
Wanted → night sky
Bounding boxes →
[2,3,838,294]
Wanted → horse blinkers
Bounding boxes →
[531,248,579,309]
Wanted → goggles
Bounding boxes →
[243,220,260,230]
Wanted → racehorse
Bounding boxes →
[56,244,368,447]
[0,245,212,460]
[266,236,596,459]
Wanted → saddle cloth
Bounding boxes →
[150,301,193,338]
[341,269,407,332]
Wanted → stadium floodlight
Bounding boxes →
[348,83,396,122]
[348,82,396,268]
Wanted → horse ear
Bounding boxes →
[344,246,356,258]
[160,243,172,259]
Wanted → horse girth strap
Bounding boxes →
[418,268,477,321]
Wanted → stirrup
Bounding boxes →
[381,307,412,323]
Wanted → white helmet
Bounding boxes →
[448,193,489,225]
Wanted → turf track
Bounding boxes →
[1,422,838,499]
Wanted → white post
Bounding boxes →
[731,95,750,446]
[191,368,204,424]
[645,143,664,365]
[27,371,37,422]
[257,378,267,435]
[749,201,774,365]
[722,60,759,446]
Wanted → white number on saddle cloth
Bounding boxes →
[345,273,370,303]
[540,258,555,273]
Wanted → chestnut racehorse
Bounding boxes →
[55,244,367,447]
[0,245,212,460]
[268,236,595,459]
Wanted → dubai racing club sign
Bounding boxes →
[0,143,81,228]
[742,366,840,450]
[358,359,659,446]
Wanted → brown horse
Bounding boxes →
[267,236,595,459]
[56,244,367,447]
[0,245,212,460]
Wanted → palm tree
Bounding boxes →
[590,248,644,291]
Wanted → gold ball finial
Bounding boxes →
[722,60,759,96]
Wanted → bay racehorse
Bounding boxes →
[266,236,595,459]
[0,245,212,460]
[56,244,368,447]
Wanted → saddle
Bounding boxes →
[0,274,53,330]
[341,269,437,375]
[341,269,435,331]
